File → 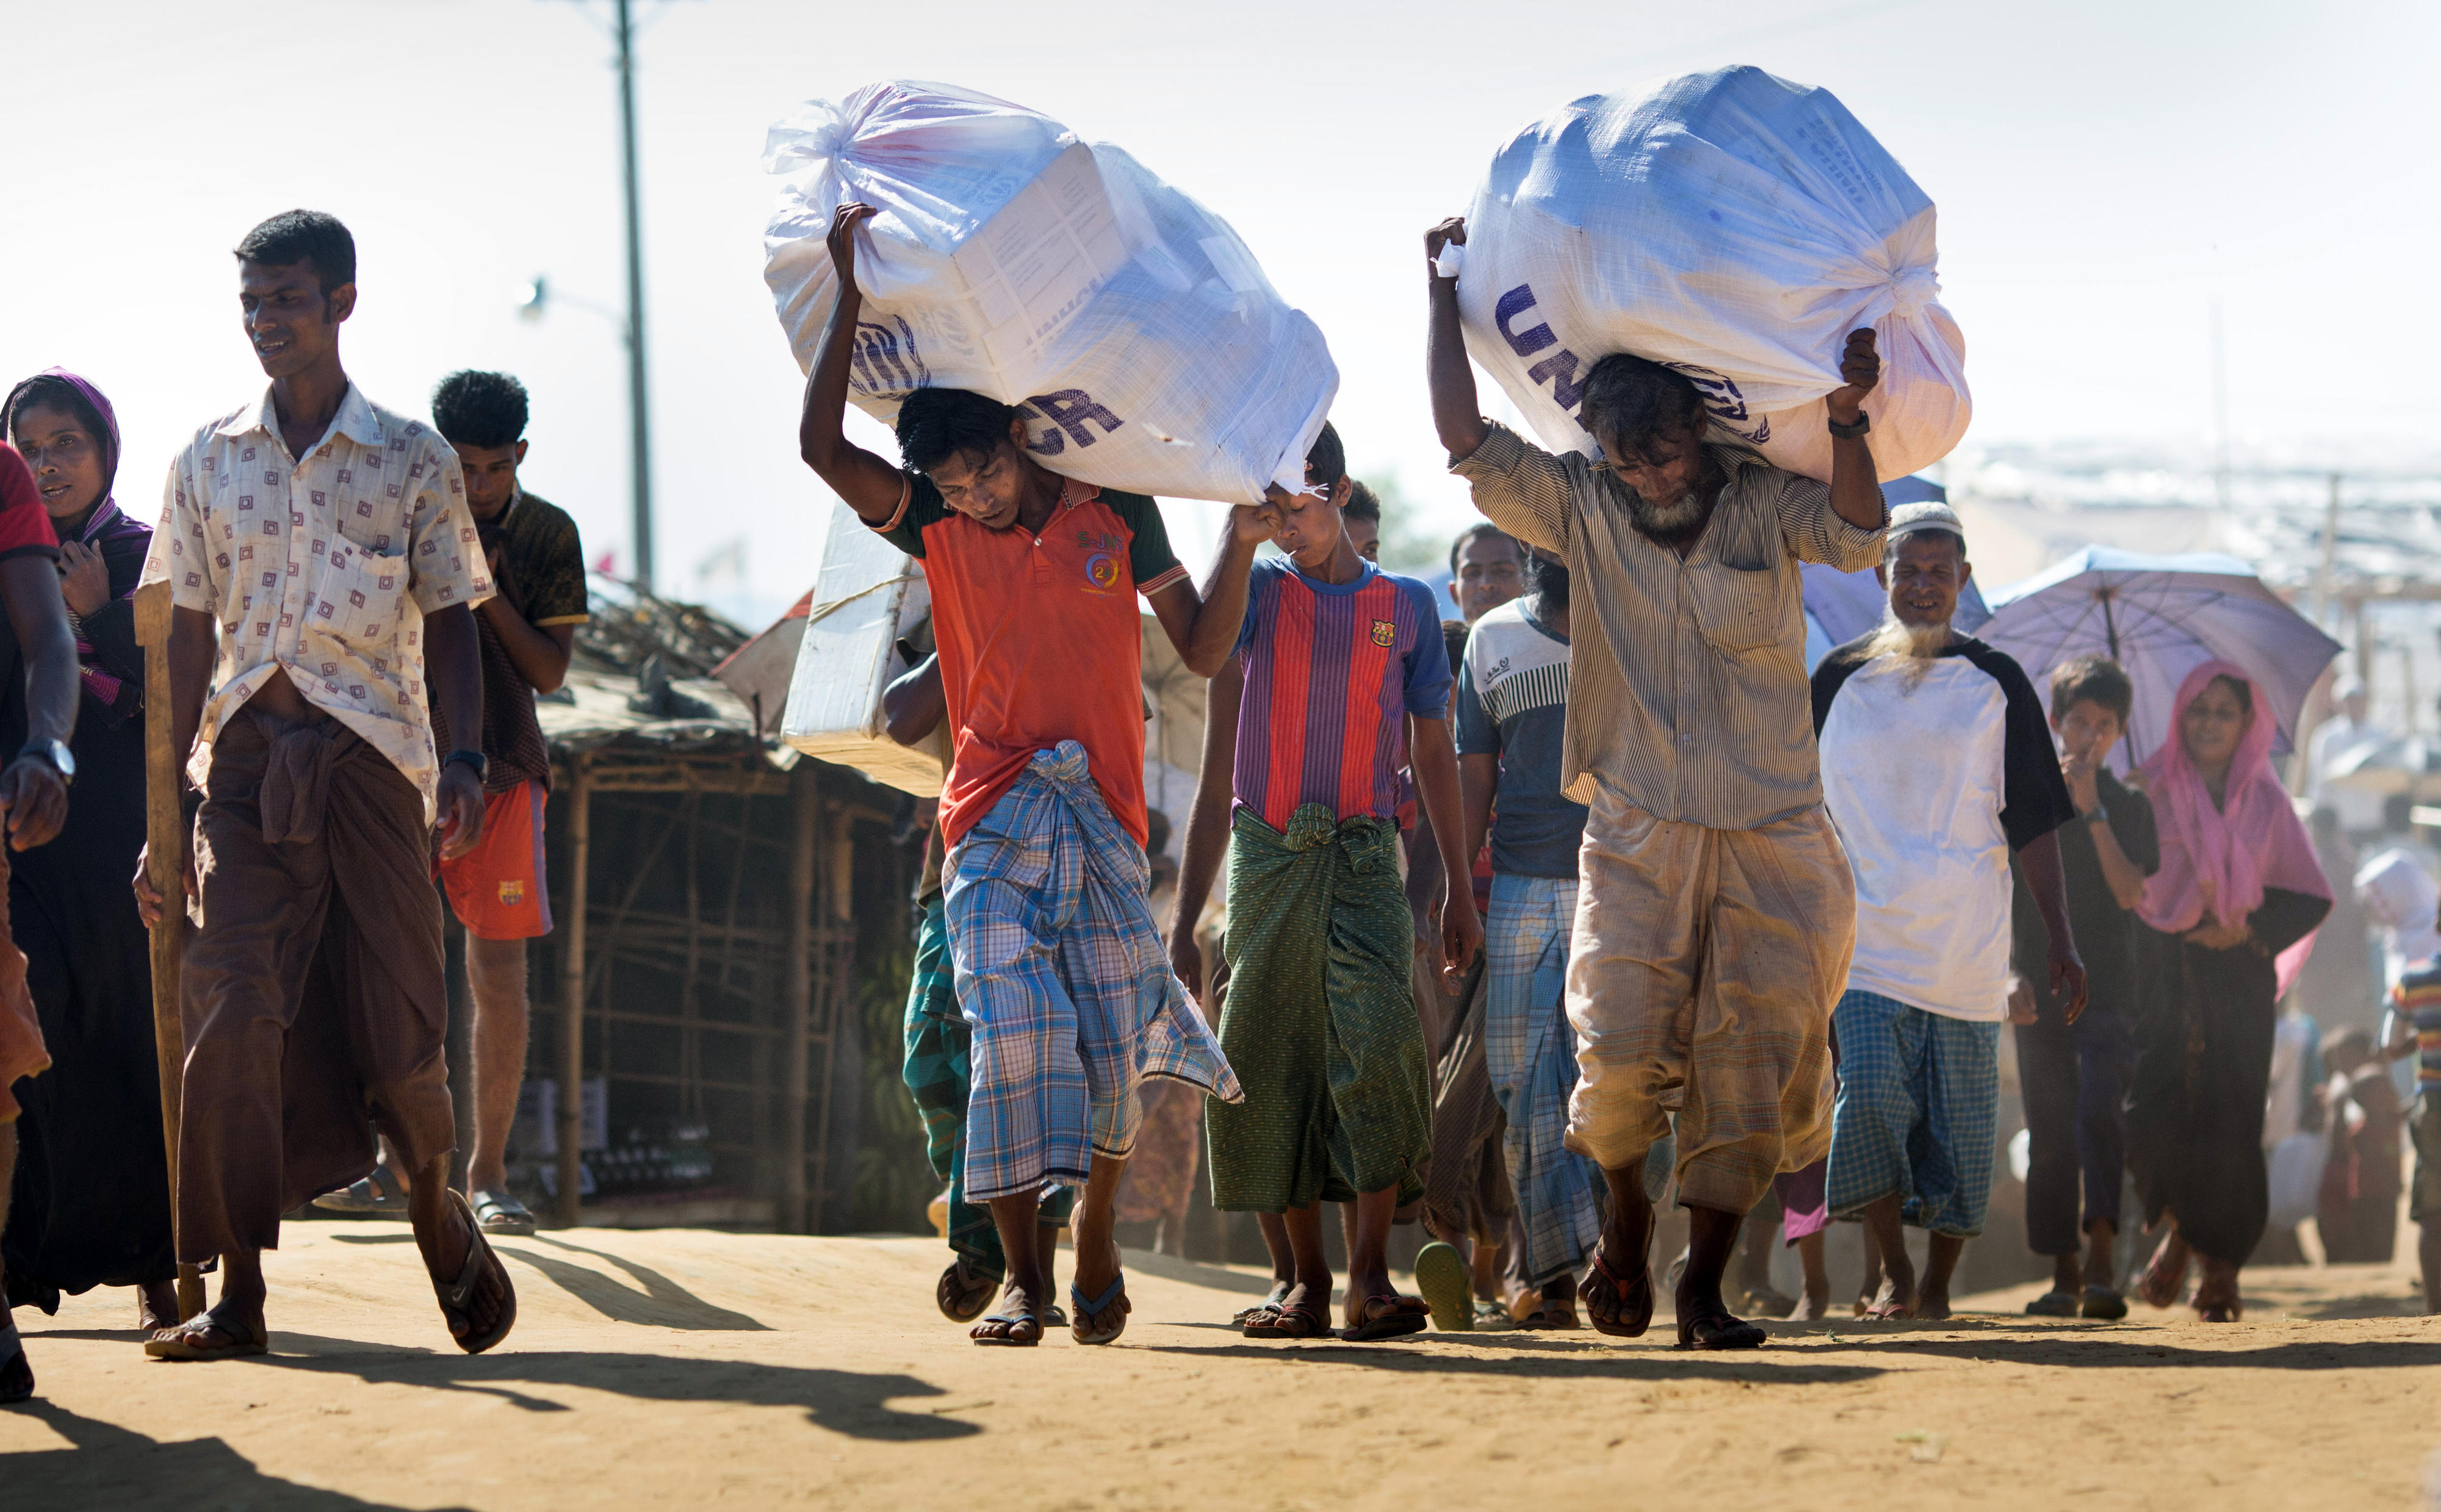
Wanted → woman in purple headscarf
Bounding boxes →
[1,370,175,1331]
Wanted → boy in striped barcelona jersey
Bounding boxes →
[1170,422,1484,1342]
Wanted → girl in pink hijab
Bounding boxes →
[2125,661,2331,1322]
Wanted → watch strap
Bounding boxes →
[1826,412,1871,439]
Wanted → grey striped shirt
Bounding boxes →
[1451,422,1887,832]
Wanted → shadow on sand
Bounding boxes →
[325,1230,767,1331]
[1,1402,464,1510]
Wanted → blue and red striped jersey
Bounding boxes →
[1230,556,1451,831]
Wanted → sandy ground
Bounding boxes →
[3,1215,2436,1510]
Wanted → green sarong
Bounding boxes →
[1206,804,1430,1211]
[901,894,1072,1277]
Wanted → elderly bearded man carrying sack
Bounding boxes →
[1424,215,1888,1349]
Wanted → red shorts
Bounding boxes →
[437,780,554,940]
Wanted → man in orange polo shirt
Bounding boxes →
[798,202,1263,1349]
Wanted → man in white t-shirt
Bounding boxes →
[1812,502,2086,1320]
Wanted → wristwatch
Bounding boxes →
[18,738,73,785]
[2083,801,2109,826]
[443,749,489,783]
[1826,411,1871,439]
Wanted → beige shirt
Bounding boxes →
[140,384,492,819]
[1451,422,1886,831]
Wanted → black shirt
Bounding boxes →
[2011,765,2159,1017]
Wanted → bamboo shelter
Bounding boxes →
[524,580,905,1233]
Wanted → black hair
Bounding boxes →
[1524,544,1570,610]
[4,375,114,482]
[1886,526,1966,564]
[1441,619,1470,672]
[2207,672,2255,717]
[1342,478,1382,524]
[1304,421,1346,491]
[2050,655,2134,724]
[895,387,1017,474]
[1448,520,1515,578]
[1577,352,1709,466]
[431,370,530,449]
[234,209,357,295]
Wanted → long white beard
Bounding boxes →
[1862,614,1953,687]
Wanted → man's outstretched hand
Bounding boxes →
[1825,328,1881,423]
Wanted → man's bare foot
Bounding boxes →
[1789,1287,1831,1322]
[970,1278,1044,1344]
[137,1281,179,1333]
[1914,1287,1952,1322]
[2137,1230,2190,1310]
[1272,1280,1332,1338]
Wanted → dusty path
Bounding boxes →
[2,1217,2434,1509]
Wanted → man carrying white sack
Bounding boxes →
[799,202,1264,1349]
[1425,215,1885,1350]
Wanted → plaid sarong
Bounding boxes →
[1824,988,2001,1237]
[1484,873,1603,1289]
[946,741,1239,1204]
[1208,804,1429,1211]
[901,894,1069,1276]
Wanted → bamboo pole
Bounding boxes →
[780,765,817,1233]
[555,757,591,1229]
[134,582,204,1322]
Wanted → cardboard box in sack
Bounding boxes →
[762,79,1333,503]
[780,499,946,796]
[1449,65,1967,483]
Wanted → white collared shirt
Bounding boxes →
[139,383,492,818]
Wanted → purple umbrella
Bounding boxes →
[1978,546,2342,768]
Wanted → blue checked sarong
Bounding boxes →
[1484,873,1603,1289]
[946,741,1241,1203]
[1824,988,2002,1237]
[901,894,1071,1275]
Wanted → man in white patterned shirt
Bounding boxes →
[134,211,516,1361]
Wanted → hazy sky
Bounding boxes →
[5,0,2433,619]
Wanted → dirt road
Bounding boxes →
[3,1217,2433,1509]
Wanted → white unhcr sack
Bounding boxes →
[763,80,1335,503]
[1451,66,1967,483]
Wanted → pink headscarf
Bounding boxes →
[2136,661,2331,988]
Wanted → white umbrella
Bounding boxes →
[1978,547,2342,768]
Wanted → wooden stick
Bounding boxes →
[134,581,204,1322]
[555,756,591,1229]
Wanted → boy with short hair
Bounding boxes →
[1171,422,1483,1341]
[2010,656,2158,1319]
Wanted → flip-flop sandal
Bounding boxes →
[2023,1289,2080,1317]
[1518,1302,1582,1330]
[0,1319,32,1402]
[1070,1273,1129,1345]
[1267,1299,1331,1339]
[311,1167,413,1217]
[1234,1281,1291,1326]
[1578,1248,1654,1339]
[432,1189,517,1355]
[1412,1240,1473,1331]
[937,1259,998,1323]
[1043,1303,1068,1329]
[144,1300,269,1361]
[1678,1310,1768,1351]
[2136,1237,2188,1309]
[1473,1300,1520,1330]
[1341,1295,1429,1342]
[971,1307,1042,1346]
[471,1188,538,1237]
[2080,1284,2129,1321]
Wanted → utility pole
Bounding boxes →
[613,0,655,594]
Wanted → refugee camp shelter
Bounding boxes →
[516,579,914,1233]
